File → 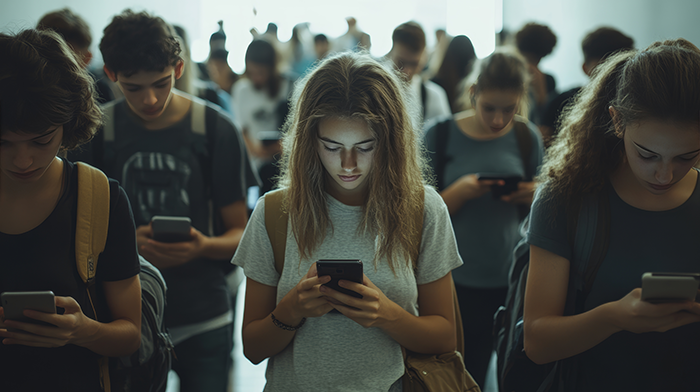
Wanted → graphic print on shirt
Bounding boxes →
[121,151,192,223]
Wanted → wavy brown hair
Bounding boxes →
[277,51,428,271]
[0,29,102,150]
[538,38,700,205]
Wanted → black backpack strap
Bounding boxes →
[420,82,428,121]
[434,119,451,191]
[514,121,533,181]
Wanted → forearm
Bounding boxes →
[524,302,621,364]
[74,317,141,357]
[242,296,301,364]
[200,227,244,260]
[381,303,455,354]
[440,179,473,215]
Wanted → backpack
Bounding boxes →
[432,117,534,219]
[263,189,481,392]
[492,189,610,392]
[75,162,175,392]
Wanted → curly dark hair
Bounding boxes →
[0,29,102,150]
[539,39,700,204]
[581,27,634,64]
[515,22,557,61]
[100,9,182,77]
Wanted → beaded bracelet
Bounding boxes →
[271,313,306,331]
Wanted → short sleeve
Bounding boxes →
[527,185,572,261]
[415,186,463,284]
[230,196,279,286]
[211,108,260,210]
[97,180,140,282]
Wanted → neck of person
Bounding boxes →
[138,89,192,131]
[456,112,513,140]
[1,156,64,200]
[610,160,698,211]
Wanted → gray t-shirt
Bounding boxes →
[425,119,544,288]
[232,186,463,392]
[528,178,700,391]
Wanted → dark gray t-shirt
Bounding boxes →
[232,186,463,391]
[71,97,257,327]
[425,118,544,288]
[528,177,700,391]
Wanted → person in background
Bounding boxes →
[540,27,634,147]
[430,35,477,114]
[386,21,451,126]
[36,7,116,104]
[424,48,544,389]
[524,38,700,392]
[515,22,557,125]
[233,50,462,392]
[70,10,257,391]
[332,17,371,53]
[314,33,331,61]
[0,28,141,391]
[232,39,292,195]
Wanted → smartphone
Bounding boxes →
[477,173,522,199]
[316,259,364,299]
[151,216,192,243]
[1,291,57,332]
[641,272,700,303]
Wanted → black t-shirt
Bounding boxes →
[528,177,700,391]
[0,160,140,391]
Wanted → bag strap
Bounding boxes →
[434,119,451,192]
[420,81,427,121]
[75,162,112,392]
[513,121,533,181]
[264,189,289,275]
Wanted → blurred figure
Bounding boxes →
[515,22,558,124]
[314,33,331,61]
[285,22,316,79]
[333,17,371,52]
[36,8,116,103]
[540,27,634,146]
[426,28,452,79]
[386,21,451,126]
[431,35,477,114]
[173,24,233,114]
[232,39,292,195]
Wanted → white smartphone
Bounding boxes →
[641,272,700,303]
[1,291,57,332]
[151,215,192,243]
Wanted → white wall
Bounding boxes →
[503,0,700,91]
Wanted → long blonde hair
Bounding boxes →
[538,39,700,205]
[277,51,428,271]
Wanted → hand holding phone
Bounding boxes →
[1,291,57,332]
[316,259,363,299]
[151,215,192,243]
[477,173,522,199]
[641,272,700,303]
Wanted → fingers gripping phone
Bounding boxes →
[316,259,363,299]
[1,291,57,332]
[477,173,522,199]
[641,272,700,303]
[151,215,192,243]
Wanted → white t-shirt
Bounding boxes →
[232,186,463,391]
[410,76,451,125]
[231,78,290,142]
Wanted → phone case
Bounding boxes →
[151,216,192,243]
[477,174,522,199]
[641,272,700,303]
[1,291,57,331]
[317,259,363,298]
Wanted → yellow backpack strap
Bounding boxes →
[75,162,110,284]
[75,162,112,392]
[264,189,288,275]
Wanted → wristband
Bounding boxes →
[271,313,306,331]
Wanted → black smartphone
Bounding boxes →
[1,291,57,332]
[316,259,363,298]
[151,215,192,243]
[477,173,522,199]
[641,272,700,303]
